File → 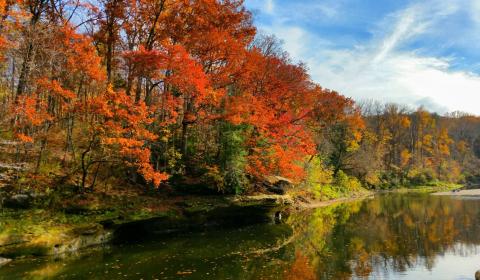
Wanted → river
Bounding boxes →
[1,193,480,279]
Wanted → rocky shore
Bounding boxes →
[0,192,293,260]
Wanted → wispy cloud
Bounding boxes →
[373,6,420,62]
[246,0,480,115]
[245,0,275,15]
[265,0,274,14]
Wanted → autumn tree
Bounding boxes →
[0,0,476,195]
[310,89,365,176]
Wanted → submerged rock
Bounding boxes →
[51,227,113,256]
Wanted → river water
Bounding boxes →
[1,193,480,279]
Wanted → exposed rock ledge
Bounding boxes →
[0,224,112,258]
[112,194,292,242]
[0,194,292,259]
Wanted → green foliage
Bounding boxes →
[306,157,365,200]
[334,170,363,192]
[306,156,336,200]
[406,168,435,186]
[219,123,249,194]
[166,146,185,175]
[306,156,334,187]
[313,184,340,200]
[37,160,62,177]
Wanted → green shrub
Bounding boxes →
[306,158,364,199]
[334,170,362,192]
[219,123,249,194]
[406,168,436,186]
[312,184,339,200]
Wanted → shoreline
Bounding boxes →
[294,193,374,210]
[0,185,465,262]
[432,189,480,196]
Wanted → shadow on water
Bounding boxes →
[2,193,480,279]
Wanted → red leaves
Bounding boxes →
[223,48,319,181]
[0,36,7,61]
[124,43,210,99]
[56,25,106,82]
[96,88,168,186]
[16,133,34,143]
[12,95,52,143]
[165,44,209,101]
[3,0,371,188]
[36,78,76,100]
[123,46,167,77]
[312,89,363,127]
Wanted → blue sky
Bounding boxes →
[244,0,480,115]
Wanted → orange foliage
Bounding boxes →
[55,25,106,82]
[284,251,316,280]
[95,88,168,186]
[8,0,462,191]
[224,48,319,181]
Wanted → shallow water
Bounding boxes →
[1,193,480,280]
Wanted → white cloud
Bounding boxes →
[253,0,480,115]
[470,0,480,24]
[309,51,480,114]
[373,6,420,62]
[265,0,274,14]
[245,0,275,15]
[310,2,341,19]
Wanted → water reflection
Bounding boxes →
[289,194,480,279]
[1,194,480,279]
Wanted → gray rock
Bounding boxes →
[3,194,31,209]
[262,176,293,195]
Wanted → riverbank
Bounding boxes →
[433,189,480,196]
[380,183,463,194]
[293,192,373,210]
[0,182,462,262]
[0,192,294,260]
[0,188,373,261]
[3,189,479,280]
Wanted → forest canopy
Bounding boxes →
[0,0,479,195]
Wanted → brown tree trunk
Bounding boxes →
[16,42,34,99]
[135,76,142,103]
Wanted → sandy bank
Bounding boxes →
[433,189,480,196]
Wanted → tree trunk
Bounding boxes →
[35,138,47,174]
[145,79,152,105]
[181,121,188,160]
[16,42,34,99]
[135,76,142,103]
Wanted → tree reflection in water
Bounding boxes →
[2,194,480,280]
[287,194,480,279]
